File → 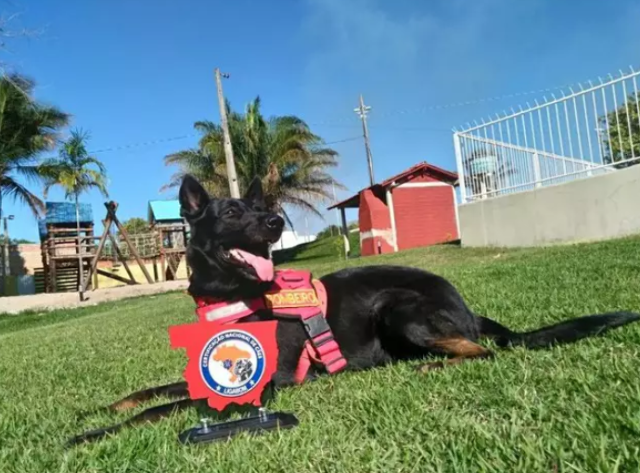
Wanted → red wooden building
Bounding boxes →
[328,162,460,257]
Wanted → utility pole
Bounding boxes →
[332,182,340,235]
[354,94,375,186]
[2,214,14,281]
[214,68,241,198]
[304,216,309,243]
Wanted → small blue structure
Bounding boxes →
[37,201,96,293]
[147,199,189,282]
[38,202,94,241]
[148,200,182,225]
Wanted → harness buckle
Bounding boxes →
[302,312,332,339]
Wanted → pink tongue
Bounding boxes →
[229,249,274,282]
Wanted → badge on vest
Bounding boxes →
[264,288,320,309]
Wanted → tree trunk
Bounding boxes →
[75,192,85,297]
[0,191,5,290]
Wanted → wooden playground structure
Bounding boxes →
[40,221,96,293]
[39,199,190,295]
[152,221,190,282]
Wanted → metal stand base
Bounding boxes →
[178,409,299,445]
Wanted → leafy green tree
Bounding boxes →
[120,217,151,236]
[0,236,34,245]
[162,97,343,225]
[316,224,341,240]
[599,92,640,168]
[41,129,109,206]
[40,129,108,291]
[0,73,69,219]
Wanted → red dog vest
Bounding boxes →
[193,269,347,384]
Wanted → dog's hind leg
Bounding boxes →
[68,398,194,447]
[418,337,494,373]
[77,381,188,420]
[375,288,492,371]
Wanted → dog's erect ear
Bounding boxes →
[179,175,209,220]
[243,176,265,205]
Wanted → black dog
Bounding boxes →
[69,174,640,445]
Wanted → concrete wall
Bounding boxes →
[11,244,41,275]
[272,230,317,251]
[459,164,640,247]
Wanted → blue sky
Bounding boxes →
[3,0,640,241]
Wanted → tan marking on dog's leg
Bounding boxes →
[109,399,142,411]
[419,337,494,373]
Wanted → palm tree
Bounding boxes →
[162,97,343,225]
[40,129,109,293]
[0,73,69,220]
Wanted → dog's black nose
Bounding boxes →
[266,215,284,230]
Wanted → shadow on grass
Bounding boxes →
[0,305,113,336]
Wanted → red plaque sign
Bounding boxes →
[168,320,279,411]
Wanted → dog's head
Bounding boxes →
[179,174,284,296]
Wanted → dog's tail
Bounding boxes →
[478,312,640,349]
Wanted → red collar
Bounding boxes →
[192,269,346,383]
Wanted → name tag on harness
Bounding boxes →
[264,289,320,309]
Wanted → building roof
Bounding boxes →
[148,200,182,223]
[328,162,458,210]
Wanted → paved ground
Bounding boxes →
[0,280,189,315]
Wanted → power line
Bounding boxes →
[89,134,361,155]
[26,77,602,159]
[373,84,577,120]
[306,82,583,126]
[39,133,361,160]
[324,136,361,145]
[37,133,198,161]
[310,123,452,133]
[89,133,197,155]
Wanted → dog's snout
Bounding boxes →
[266,215,284,230]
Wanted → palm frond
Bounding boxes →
[41,128,109,201]
[162,97,344,215]
[0,73,69,218]
[2,176,45,216]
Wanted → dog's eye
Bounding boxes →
[225,208,236,217]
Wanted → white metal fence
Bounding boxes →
[453,67,640,203]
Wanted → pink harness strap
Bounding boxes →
[193,269,347,384]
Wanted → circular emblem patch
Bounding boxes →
[199,329,266,398]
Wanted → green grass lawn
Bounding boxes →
[2,236,640,472]
[272,232,361,265]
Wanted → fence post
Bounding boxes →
[532,153,542,188]
[453,133,467,203]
